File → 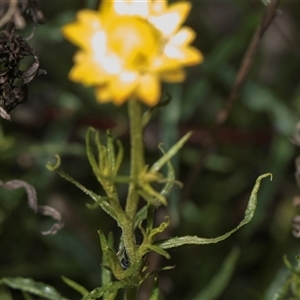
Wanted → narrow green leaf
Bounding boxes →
[103,291,118,300]
[142,92,172,128]
[85,197,114,210]
[146,204,154,232]
[145,245,171,259]
[0,285,13,300]
[51,167,99,202]
[138,187,167,207]
[149,278,160,300]
[45,154,62,170]
[283,255,293,271]
[192,247,240,300]
[157,173,272,249]
[94,128,102,152]
[98,231,124,280]
[0,277,69,300]
[283,255,300,275]
[142,109,154,129]
[61,276,88,296]
[159,153,176,197]
[100,146,108,175]
[82,281,126,300]
[114,139,124,175]
[148,217,170,242]
[140,266,175,285]
[264,268,292,300]
[138,221,147,241]
[157,144,181,198]
[85,128,102,178]
[134,206,147,229]
[22,291,34,300]
[150,132,192,172]
[47,155,121,224]
[95,132,106,173]
[102,232,114,286]
[106,130,116,174]
[100,175,132,184]
[103,233,118,300]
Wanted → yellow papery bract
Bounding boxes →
[171,27,196,46]
[62,0,203,106]
[136,74,160,106]
[165,45,203,65]
[111,72,139,104]
[149,2,191,37]
[161,69,186,83]
[70,51,109,85]
[62,10,102,51]
[106,16,159,70]
[151,0,167,15]
[95,85,112,103]
[113,0,150,17]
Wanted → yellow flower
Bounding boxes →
[62,0,203,106]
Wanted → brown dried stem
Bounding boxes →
[182,0,281,200]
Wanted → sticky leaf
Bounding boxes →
[157,173,272,249]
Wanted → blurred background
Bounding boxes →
[1,0,300,299]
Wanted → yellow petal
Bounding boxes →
[151,0,167,15]
[91,31,107,57]
[136,74,160,106]
[180,46,204,65]
[165,45,204,65]
[98,0,119,24]
[76,9,102,27]
[170,27,196,46]
[62,23,92,51]
[99,0,112,16]
[149,2,191,37]
[129,1,149,17]
[95,85,113,103]
[152,55,181,73]
[98,55,122,75]
[69,51,108,85]
[112,0,150,17]
[62,10,101,51]
[161,69,186,82]
[106,16,159,70]
[111,71,139,105]
[168,2,191,26]
[63,0,203,107]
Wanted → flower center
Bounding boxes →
[106,16,160,70]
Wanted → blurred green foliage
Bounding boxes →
[1,0,300,299]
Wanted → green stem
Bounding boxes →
[126,99,144,215]
[123,99,145,263]
[125,287,138,300]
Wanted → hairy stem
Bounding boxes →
[123,99,145,265]
[126,99,144,216]
[124,287,138,300]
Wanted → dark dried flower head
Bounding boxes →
[0,0,46,118]
[0,29,46,112]
[0,0,45,30]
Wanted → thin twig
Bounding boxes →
[215,0,281,126]
[182,0,281,201]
